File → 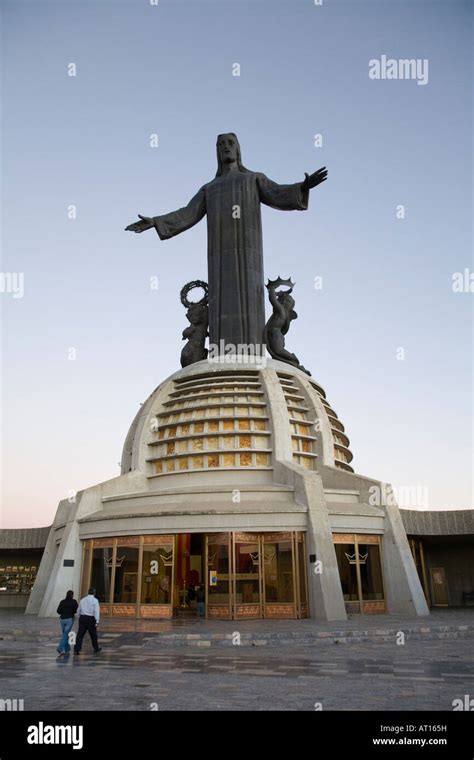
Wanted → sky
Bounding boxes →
[1,0,472,528]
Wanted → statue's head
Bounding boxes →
[187,303,207,326]
[215,133,248,176]
[278,291,297,320]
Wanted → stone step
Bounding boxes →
[172,608,198,619]
[148,629,474,646]
[2,625,472,646]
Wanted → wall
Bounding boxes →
[423,537,474,606]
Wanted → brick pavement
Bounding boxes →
[0,609,473,710]
[0,636,472,711]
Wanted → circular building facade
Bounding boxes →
[28,358,429,622]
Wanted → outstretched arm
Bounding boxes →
[125,185,206,240]
[257,167,327,212]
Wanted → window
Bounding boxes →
[141,544,173,605]
[264,541,294,603]
[333,535,385,612]
[90,547,113,604]
[113,547,139,604]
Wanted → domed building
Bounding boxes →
[27,357,428,621]
[27,135,429,621]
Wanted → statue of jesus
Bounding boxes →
[126,133,327,352]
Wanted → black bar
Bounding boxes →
[0,711,472,757]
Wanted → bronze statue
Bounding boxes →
[180,281,209,368]
[263,277,310,375]
[126,133,327,354]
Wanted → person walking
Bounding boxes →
[74,587,102,655]
[56,590,78,657]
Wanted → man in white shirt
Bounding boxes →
[74,587,102,654]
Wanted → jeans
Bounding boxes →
[197,602,205,617]
[57,617,74,653]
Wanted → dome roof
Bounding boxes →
[121,358,354,481]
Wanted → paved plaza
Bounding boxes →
[0,610,473,711]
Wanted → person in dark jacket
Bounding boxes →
[196,584,206,617]
[56,590,78,657]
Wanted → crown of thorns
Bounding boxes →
[180,280,209,308]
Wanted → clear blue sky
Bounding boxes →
[1,0,472,527]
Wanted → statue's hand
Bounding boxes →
[302,167,328,191]
[125,214,154,233]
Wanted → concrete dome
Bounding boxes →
[121,358,354,481]
[29,355,430,624]
[29,357,430,623]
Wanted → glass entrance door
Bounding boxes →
[206,533,232,619]
[233,533,263,619]
[81,535,175,619]
[333,533,386,614]
[263,532,296,618]
[81,531,308,620]
[140,536,174,619]
[204,531,307,619]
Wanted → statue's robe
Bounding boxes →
[153,170,309,351]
